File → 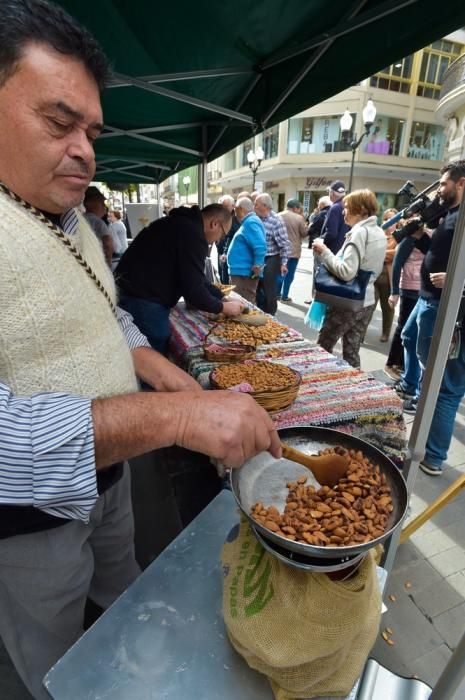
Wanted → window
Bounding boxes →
[363,116,405,156]
[370,55,413,93]
[417,41,462,99]
[258,125,279,159]
[287,115,354,154]
[224,149,236,172]
[407,122,445,161]
[241,138,254,167]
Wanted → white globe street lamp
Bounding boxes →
[340,99,377,192]
[247,146,265,189]
[182,175,191,203]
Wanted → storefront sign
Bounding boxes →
[305,176,333,189]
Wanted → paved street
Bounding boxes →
[1,244,464,698]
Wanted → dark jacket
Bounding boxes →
[115,206,223,313]
[307,205,330,245]
[321,199,350,253]
[216,214,240,257]
[415,205,459,300]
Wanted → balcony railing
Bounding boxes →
[440,53,465,101]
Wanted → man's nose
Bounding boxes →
[67,129,95,168]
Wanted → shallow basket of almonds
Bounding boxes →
[210,359,301,412]
[203,326,256,362]
[213,282,236,296]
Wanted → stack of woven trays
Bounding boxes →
[210,359,301,412]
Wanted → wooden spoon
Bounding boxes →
[281,442,348,487]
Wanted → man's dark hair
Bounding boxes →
[0,0,111,90]
[83,185,105,205]
[441,160,465,182]
[202,203,233,223]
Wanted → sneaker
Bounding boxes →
[384,365,401,381]
[379,335,389,342]
[304,299,312,305]
[403,397,418,414]
[281,297,293,304]
[395,382,415,400]
[419,461,443,476]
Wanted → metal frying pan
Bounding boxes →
[230,426,408,560]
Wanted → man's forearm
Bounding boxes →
[132,346,202,392]
[92,391,182,468]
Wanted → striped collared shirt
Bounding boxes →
[0,209,150,523]
[261,211,291,265]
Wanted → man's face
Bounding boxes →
[204,217,231,244]
[328,190,337,203]
[235,205,245,222]
[0,42,103,213]
[221,200,234,214]
[254,200,270,219]
[438,173,464,209]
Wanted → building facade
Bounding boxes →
[160,34,465,214]
[436,46,465,162]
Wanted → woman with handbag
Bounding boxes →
[312,189,386,368]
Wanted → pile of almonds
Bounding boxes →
[214,318,288,345]
[251,446,393,547]
[212,360,299,391]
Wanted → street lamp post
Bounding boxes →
[246,146,265,190]
[182,175,191,203]
[340,99,377,192]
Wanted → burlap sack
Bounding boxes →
[222,518,381,699]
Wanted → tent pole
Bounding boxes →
[198,125,208,207]
[383,194,465,573]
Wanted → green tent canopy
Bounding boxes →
[56,0,465,183]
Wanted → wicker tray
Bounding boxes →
[210,360,301,412]
[204,344,256,362]
[213,283,236,296]
[203,326,256,362]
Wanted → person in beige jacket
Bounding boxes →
[313,190,387,368]
[277,198,308,303]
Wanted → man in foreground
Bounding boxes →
[0,2,281,697]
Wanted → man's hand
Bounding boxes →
[222,300,245,317]
[430,272,446,289]
[220,254,227,263]
[312,237,327,255]
[132,347,202,392]
[409,218,425,239]
[251,264,262,278]
[174,390,282,468]
[280,264,288,276]
[388,294,399,309]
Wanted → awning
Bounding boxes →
[57,0,465,183]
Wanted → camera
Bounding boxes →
[382,179,447,243]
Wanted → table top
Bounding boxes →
[44,491,272,700]
[168,303,406,467]
[44,491,367,700]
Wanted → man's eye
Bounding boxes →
[49,118,71,132]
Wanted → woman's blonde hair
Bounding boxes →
[343,189,378,218]
[382,207,398,221]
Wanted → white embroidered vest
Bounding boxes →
[0,192,138,398]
